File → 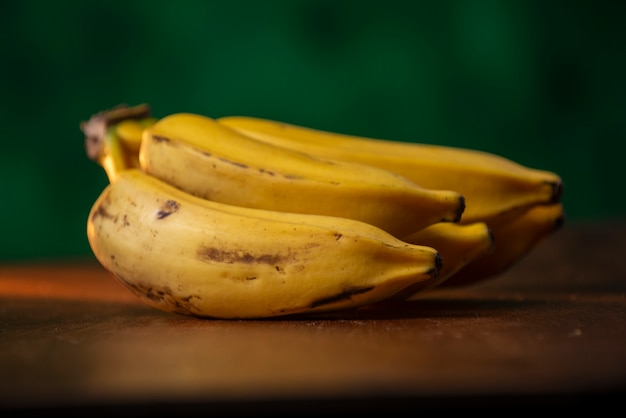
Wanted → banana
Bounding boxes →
[81,104,563,319]
[438,203,565,288]
[115,116,158,153]
[138,112,466,238]
[217,116,563,226]
[87,169,443,319]
[397,221,495,299]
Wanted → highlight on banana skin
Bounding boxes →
[80,103,565,319]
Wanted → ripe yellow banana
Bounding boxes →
[395,221,495,299]
[138,112,466,238]
[217,116,563,226]
[439,203,565,288]
[115,116,158,153]
[87,169,443,319]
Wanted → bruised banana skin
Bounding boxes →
[217,116,563,226]
[139,113,465,238]
[439,203,565,288]
[87,169,443,319]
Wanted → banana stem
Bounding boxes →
[81,104,152,183]
[100,128,131,182]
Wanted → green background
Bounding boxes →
[1,0,624,261]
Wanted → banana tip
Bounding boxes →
[550,180,564,203]
[486,226,496,253]
[555,212,566,231]
[431,252,443,279]
[454,195,466,223]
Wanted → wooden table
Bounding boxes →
[1,219,625,415]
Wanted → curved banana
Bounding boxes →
[379,221,494,301]
[400,221,494,298]
[439,203,565,288]
[138,112,466,238]
[87,169,443,319]
[217,116,563,226]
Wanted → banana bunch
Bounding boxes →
[81,104,564,318]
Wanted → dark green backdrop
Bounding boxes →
[1,0,624,261]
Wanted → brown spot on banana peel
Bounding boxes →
[90,190,118,223]
[114,274,202,316]
[310,286,375,309]
[151,134,170,143]
[91,202,116,223]
[156,200,180,219]
[218,157,248,169]
[150,133,296,177]
[196,245,288,265]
